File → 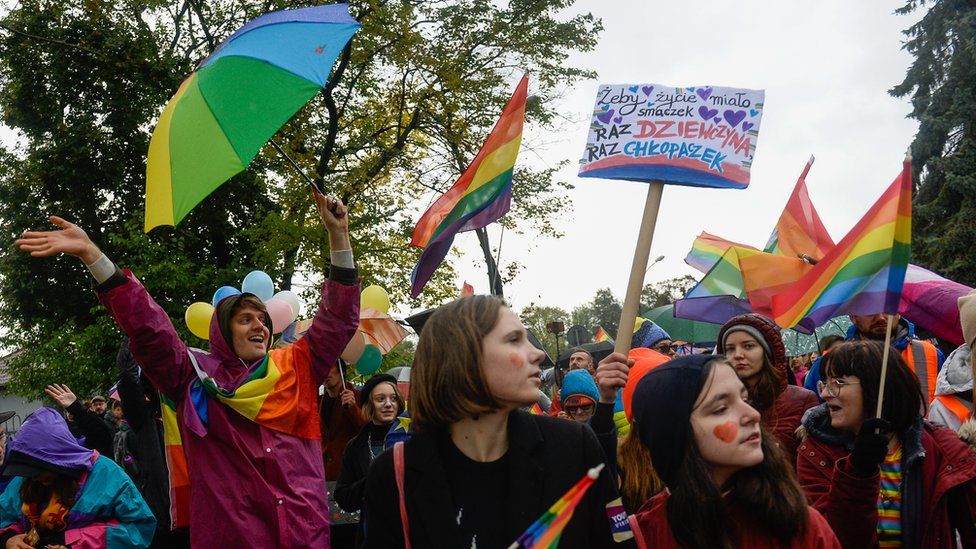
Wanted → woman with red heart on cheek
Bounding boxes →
[627,355,840,548]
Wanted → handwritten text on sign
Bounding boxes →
[578,84,765,189]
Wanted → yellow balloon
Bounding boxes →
[185,302,214,340]
[361,285,391,314]
[634,317,648,333]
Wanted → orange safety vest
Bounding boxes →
[902,340,939,410]
[932,394,974,424]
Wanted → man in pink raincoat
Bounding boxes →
[17,192,359,548]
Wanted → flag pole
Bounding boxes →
[874,314,896,418]
[613,182,665,355]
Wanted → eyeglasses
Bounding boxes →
[566,404,595,415]
[372,396,400,407]
[817,378,860,397]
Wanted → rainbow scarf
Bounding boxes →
[771,161,911,331]
[160,395,190,530]
[409,75,528,297]
[511,464,604,548]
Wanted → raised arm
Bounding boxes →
[17,216,194,400]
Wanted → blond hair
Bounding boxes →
[360,381,405,422]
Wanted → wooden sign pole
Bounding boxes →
[874,314,896,418]
[613,182,665,355]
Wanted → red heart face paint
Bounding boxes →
[713,421,738,443]
[509,352,525,368]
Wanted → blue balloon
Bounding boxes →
[356,344,383,376]
[241,270,274,302]
[212,286,241,307]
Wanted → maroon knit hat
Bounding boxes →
[716,313,789,390]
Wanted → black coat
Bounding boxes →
[334,422,389,514]
[362,410,627,548]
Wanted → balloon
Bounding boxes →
[272,290,302,317]
[634,317,648,333]
[241,270,274,302]
[361,285,390,314]
[356,344,383,376]
[265,299,296,334]
[212,286,241,307]
[185,302,214,340]
[341,331,367,363]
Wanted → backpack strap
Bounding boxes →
[628,514,646,549]
[394,441,411,549]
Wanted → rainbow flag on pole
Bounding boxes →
[762,155,834,260]
[410,75,528,297]
[509,464,605,549]
[593,327,612,343]
[771,160,912,332]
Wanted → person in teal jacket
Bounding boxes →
[0,407,155,548]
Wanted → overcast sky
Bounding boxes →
[0,0,927,323]
[438,0,927,318]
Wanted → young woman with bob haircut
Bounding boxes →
[362,296,620,548]
[626,354,839,548]
[798,340,976,547]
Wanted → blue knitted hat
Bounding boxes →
[632,320,672,349]
[561,369,599,406]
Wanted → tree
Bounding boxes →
[571,288,621,337]
[640,275,698,313]
[891,0,976,286]
[0,0,602,399]
[519,303,570,359]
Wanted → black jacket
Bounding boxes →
[334,421,390,514]
[362,410,627,548]
[66,403,114,459]
[116,339,173,535]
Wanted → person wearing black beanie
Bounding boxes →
[627,355,840,548]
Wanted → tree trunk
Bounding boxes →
[475,226,504,296]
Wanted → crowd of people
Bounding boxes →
[3,198,975,548]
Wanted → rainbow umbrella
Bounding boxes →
[145,5,360,232]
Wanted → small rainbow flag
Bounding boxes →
[410,75,528,297]
[509,464,605,549]
[592,326,612,343]
[771,160,912,332]
[458,281,475,299]
[763,156,834,260]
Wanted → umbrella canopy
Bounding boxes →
[781,316,852,356]
[642,304,723,345]
[145,5,360,231]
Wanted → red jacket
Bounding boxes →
[628,490,840,548]
[765,385,820,464]
[798,405,976,548]
[320,382,366,481]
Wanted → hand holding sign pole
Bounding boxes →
[579,84,765,352]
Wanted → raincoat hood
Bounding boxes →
[847,317,915,350]
[6,407,94,473]
[212,292,272,364]
[936,344,974,396]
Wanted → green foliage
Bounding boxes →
[519,303,570,359]
[571,288,621,338]
[891,0,976,286]
[0,0,601,398]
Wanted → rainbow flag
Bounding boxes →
[160,395,190,529]
[592,326,612,343]
[684,231,757,273]
[509,464,604,549]
[458,281,475,298]
[410,76,528,297]
[771,161,912,332]
[763,156,835,260]
[185,339,322,439]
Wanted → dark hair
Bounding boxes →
[20,475,80,509]
[666,360,810,549]
[746,353,782,411]
[819,334,844,351]
[410,296,506,431]
[822,340,923,432]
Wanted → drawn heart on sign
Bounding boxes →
[742,122,754,132]
[596,109,615,124]
[750,109,760,117]
[723,109,747,128]
[696,87,713,101]
[613,116,622,124]
[698,106,719,121]
[642,86,654,96]
[628,85,639,93]
[714,118,722,124]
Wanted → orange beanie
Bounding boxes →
[622,347,671,422]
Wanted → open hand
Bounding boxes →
[5,533,32,549]
[15,216,101,265]
[44,384,78,409]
